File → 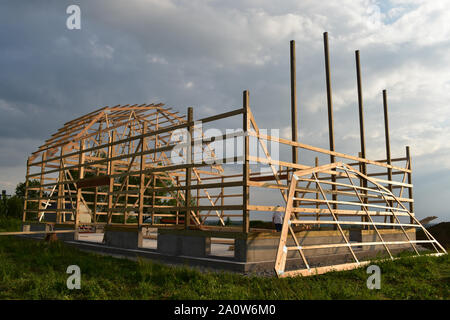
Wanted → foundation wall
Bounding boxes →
[362,228,416,251]
[157,233,211,257]
[235,230,353,262]
[19,223,419,273]
[104,226,143,249]
[53,224,77,241]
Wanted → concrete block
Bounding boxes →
[104,228,143,249]
[54,225,77,241]
[180,235,211,257]
[157,233,211,257]
[29,223,50,232]
[157,233,180,255]
[234,239,247,261]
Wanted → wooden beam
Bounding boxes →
[75,139,85,233]
[184,107,193,229]
[290,40,299,165]
[243,90,250,233]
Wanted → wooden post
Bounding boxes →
[323,32,338,215]
[290,40,299,209]
[290,40,299,165]
[93,168,98,224]
[383,90,394,223]
[176,176,179,225]
[406,146,414,224]
[75,139,85,237]
[107,131,116,224]
[38,152,47,220]
[151,175,156,226]
[356,50,368,228]
[124,177,129,224]
[23,158,30,222]
[324,32,335,163]
[57,148,65,224]
[138,123,147,227]
[356,51,366,161]
[221,176,224,222]
[184,107,193,229]
[243,90,250,233]
[315,157,319,228]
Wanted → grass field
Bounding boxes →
[0,218,449,300]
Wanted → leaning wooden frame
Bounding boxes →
[273,162,447,277]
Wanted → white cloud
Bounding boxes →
[146,53,168,65]
[1,0,450,220]
[89,37,114,59]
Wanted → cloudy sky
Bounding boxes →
[0,0,449,221]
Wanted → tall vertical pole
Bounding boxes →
[356,51,366,161]
[290,40,299,209]
[290,40,299,164]
[323,32,337,213]
[406,146,414,224]
[383,89,393,223]
[356,50,368,227]
[243,90,250,233]
[184,107,193,229]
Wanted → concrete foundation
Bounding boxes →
[103,226,143,249]
[21,223,50,239]
[362,228,416,251]
[18,224,418,274]
[157,233,211,257]
[235,230,356,262]
[54,224,77,241]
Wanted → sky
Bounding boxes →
[0,0,449,222]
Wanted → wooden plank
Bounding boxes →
[185,107,193,229]
[247,131,410,173]
[243,91,250,233]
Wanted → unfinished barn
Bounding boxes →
[22,35,446,276]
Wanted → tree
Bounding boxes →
[15,180,41,199]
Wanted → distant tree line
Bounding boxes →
[0,180,40,219]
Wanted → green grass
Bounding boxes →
[0,218,449,299]
[0,217,22,233]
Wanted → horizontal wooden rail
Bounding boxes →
[278,253,444,278]
[0,230,76,236]
[248,131,411,173]
[286,239,434,251]
[289,220,420,228]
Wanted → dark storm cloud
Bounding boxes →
[0,0,449,221]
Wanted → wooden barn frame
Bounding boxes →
[21,33,447,276]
